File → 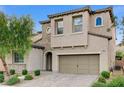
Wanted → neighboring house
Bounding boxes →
[1,6,116,75]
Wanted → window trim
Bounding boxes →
[12,52,24,64]
[72,15,83,33]
[95,16,103,27]
[55,19,64,35]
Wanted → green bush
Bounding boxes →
[10,69,15,75]
[98,76,106,83]
[22,69,28,75]
[101,71,110,79]
[24,74,33,80]
[0,71,4,74]
[92,81,107,87]
[107,76,124,87]
[0,74,4,83]
[34,70,40,76]
[6,76,20,85]
[116,51,124,60]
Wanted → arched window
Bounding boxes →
[96,17,103,26]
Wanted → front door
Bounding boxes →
[46,52,52,71]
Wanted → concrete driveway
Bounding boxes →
[16,71,98,87]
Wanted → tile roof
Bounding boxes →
[40,6,114,24]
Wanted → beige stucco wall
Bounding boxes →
[50,11,114,48]
[90,12,112,33]
[35,23,52,70]
[51,11,89,47]
[36,23,51,51]
[52,34,109,73]
[0,59,5,71]
[6,52,27,72]
[26,48,43,71]
[5,48,43,72]
[41,10,115,72]
[109,27,116,67]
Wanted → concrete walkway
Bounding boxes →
[15,71,97,87]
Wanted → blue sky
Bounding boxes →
[0,5,124,44]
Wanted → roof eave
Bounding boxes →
[32,44,45,49]
[39,20,50,24]
[48,6,91,18]
[90,6,114,23]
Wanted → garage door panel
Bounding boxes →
[78,65,89,69]
[59,56,77,65]
[60,69,77,74]
[59,55,77,73]
[60,65,76,69]
[89,64,99,67]
[89,70,99,74]
[59,54,99,75]
[59,66,77,74]
[78,69,89,74]
[89,61,98,65]
[77,56,88,65]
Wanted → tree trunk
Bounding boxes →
[0,57,9,75]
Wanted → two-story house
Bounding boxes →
[39,6,116,75]
[1,6,115,75]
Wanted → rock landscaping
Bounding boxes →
[0,69,41,86]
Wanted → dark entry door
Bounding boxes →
[46,52,52,71]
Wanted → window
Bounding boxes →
[46,27,51,34]
[96,17,103,26]
[55,19,63,34]
[73,16,82,32]
[13,52,24,63]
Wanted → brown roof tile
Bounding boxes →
[40,6,114,24]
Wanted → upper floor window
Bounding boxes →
[73,16,82,32]
[13,52,24,63]
[95,17,103,27]
[55,19,63,34]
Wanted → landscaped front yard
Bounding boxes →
[0,69,41,86]
[0,71,97,87]
[1,69,124,87]
[92,70,124,87]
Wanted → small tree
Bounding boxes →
[0,12,34,74]
[116,51,124,60]
[113,17,124,45]
[120,17,124,45]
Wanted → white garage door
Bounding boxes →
[59,54,99,74]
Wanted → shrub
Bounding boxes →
[107,76,124,87]
[10,69,15,75]
[34,70,40,76]
[24,74,33,80]
[0,74,4,83]
[0,71,4,74]
[6,76,20,85]
[22,69,28,75]
[116,51,124,60]
[101,71,110,79]
[92,81,107,87]
[97,76,106,83]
